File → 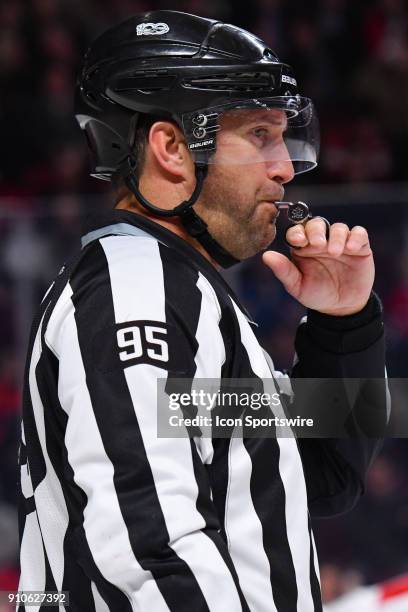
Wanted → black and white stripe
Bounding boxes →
[18,210,387,611]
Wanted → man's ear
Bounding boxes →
[148,121,193,179]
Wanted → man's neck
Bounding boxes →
[115,195,220,269]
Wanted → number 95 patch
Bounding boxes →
[92,320,170,372]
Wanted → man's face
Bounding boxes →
[194,108,295,260]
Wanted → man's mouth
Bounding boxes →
[259,189,285,213]
[259,200,281,219]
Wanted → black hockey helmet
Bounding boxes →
[75,10,319,266]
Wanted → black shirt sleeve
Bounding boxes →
[290,292,389,517]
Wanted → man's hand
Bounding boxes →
[262,218,374,316]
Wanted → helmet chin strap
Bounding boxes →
[119,157,240,268]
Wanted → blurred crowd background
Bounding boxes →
[1,0,408,606]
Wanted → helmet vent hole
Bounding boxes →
[183,72,272,92]
[263,48,277,61]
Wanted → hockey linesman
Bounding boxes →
[18,10,389,612]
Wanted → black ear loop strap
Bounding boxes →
[119,156,240,268]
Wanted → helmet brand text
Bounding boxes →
[282,75,297,87]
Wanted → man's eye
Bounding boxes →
[253,127,268,139]
[251,127,271,148]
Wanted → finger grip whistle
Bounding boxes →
[275,201,330,248]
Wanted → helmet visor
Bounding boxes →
[182,96,319,174]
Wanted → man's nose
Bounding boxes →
[265,157,295,184]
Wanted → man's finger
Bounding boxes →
[262,250,302,298]
[304,217,328,247]
[285,225,308,248]
[327,222,350,256]
[346,225,370,252]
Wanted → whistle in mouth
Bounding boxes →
[275,201,311,225]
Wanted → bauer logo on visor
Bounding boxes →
[189,139,215,149]
[136,22,170,36]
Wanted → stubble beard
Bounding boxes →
[194,166,277,260]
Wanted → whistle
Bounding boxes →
[275,201,330,245]
[275,201,311,224]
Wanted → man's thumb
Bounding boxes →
[262,251,302,296]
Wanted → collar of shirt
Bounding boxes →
[80,209,258,326]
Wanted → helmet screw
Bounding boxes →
[193,127,207,139]
[193,113,208,127]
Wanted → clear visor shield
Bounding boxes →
[182,96,319,174]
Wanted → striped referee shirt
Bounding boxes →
[18,209,387,611]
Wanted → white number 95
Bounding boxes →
[117,324,169,363]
